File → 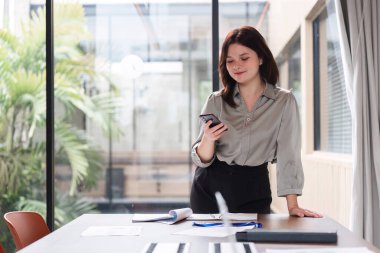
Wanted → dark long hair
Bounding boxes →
[219,26,279,107]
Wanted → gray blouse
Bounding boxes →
[191,83,304,197]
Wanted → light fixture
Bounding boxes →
[121,54,144,79]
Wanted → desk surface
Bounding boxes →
[18,214,379,253]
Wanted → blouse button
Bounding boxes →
[247,117,251,122]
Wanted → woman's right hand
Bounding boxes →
[196,121,228,163]
[202,120,228,142]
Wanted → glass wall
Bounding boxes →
[46,0,269,219]
[57,1,213,213]
[0,1,46,252]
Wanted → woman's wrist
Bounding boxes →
[286,194,299,212]
[197,137,215,163]
[201,133,216,144]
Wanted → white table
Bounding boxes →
[17,214,380,253]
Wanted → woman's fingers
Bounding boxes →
[203,122,228,140]
[211,124,228,138]
[290,207,323,218]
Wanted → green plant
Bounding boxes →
[0,3,121,246]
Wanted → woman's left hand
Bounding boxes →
[289,207,323,218]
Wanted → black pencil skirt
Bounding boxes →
[190,158,272,213]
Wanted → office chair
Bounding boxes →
[0,242,5,253]
[4,211,50,250]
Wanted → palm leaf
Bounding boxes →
[7,69,44,106]
[0,29,19,52]
[55,121,92,195]
[0,142,45,195]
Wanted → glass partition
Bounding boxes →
[0,1,46,252]
[48,0,269,220]
[49,0,214,216]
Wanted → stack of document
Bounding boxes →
[188,213,257,221]
[132,208,257,225]
[132,208,193,224]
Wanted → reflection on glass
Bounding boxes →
[51,1,217,216]
[54,1,269,216]
[54,0,267,217]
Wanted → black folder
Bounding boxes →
[236,229,338,243]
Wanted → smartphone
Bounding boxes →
[199,113,223,128]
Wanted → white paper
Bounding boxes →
[132,213,173,222]
[187,213,257,221]
[141,243,190,253]
[132,208,193,224]
[265,247,374,253]
[173,226,254,237]
[81,226,142,236]
[209,242,258,253]
[187,214,222,221]
[162,208,193,224]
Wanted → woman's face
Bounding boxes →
[226,43,262,85]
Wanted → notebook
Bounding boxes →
[236,228,338,243]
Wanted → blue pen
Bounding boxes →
[192,221,262,228]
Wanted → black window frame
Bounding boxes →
[312,17,321,151]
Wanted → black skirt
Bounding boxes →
[190,158,272,213]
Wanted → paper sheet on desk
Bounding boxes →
[187,213,257,221]
[173,226,255,237]
[132,208,193,224]
[81,226,142,236]
[265,247,374,253]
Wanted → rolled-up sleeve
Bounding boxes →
[191,93,219,168]
[191,143,215,167]
[276,92,304,197]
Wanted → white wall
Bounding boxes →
[270,153,353,227]
[267,0,318,57]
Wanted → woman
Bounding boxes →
[190,26,321,218]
